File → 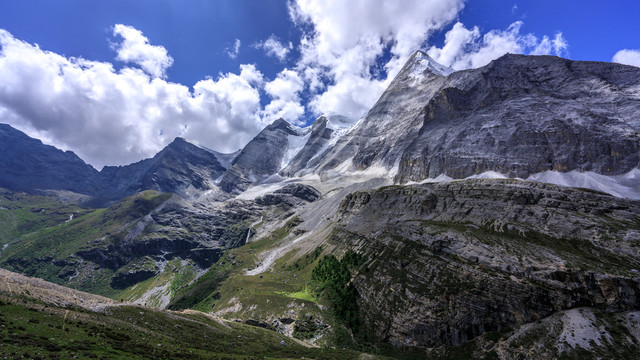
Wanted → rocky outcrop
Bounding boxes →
[75,193,258,277]
[396,55,640,181]
[330,179,640,347]
[219,119,305,193]
[255,184,321,207]
[110,257,159,289]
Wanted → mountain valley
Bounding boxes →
[1,52,640,359]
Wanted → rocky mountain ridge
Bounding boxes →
[309,52,640,184]
[99,137,229,201]
[3,50,640,202]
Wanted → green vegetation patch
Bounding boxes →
[277,287,318,303]
[309,251,365,331]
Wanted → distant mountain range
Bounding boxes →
[2,51,639,203]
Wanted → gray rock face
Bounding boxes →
[397,54,640,181]
[110,257,159,289]
[313,52,640,182]
[74,193,255,275]
[255,184,321,207]
[280,116,333,177]
[99,137,228,200]
[219,119,304,193]
[313,51,454,174]
[331,179,640,347]
[0,123,99,194]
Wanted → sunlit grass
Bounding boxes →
[277,286,318,303]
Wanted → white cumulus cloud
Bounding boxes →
[612,49,640,67]
[427,21,568,70]
[261,69,305,124]
[0,6,574,169]
[0,28,267,169]
[112,24,173,78]
[255,35,292,62]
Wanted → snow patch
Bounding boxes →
[527,168,640,200]
[183,140,240,170]
[211,149,241,169]
[407,174,454,185]
[466,171,508,180]
[557,308,611,352]
[281,131,312,169]
[408,51,454,79]
[321,157,398,183]
[408,168,640,200]
[324,113,358,131]
[236,182,291,200]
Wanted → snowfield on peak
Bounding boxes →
[281,130,312,169]
[408,51,454,78]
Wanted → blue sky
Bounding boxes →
[0,0,638,168]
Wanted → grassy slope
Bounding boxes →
[170,217,325,313]
[0,285,366,359]
[0,190,172,298]
[3,190,170,260]
[0,189,90,247]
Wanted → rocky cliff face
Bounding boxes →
[280,114,357,177]
[315,51,453,175]
[279,115,333,177]
[331,179,640,347]
[219,119,308,193]
[396,54,640,181]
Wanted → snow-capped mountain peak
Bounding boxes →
[407,50,454,78]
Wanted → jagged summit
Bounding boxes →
[279,113,358,177]
[99,136,227,200]
[218,118,310,193]
[266,118,300,133]
[404,50,454,77]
